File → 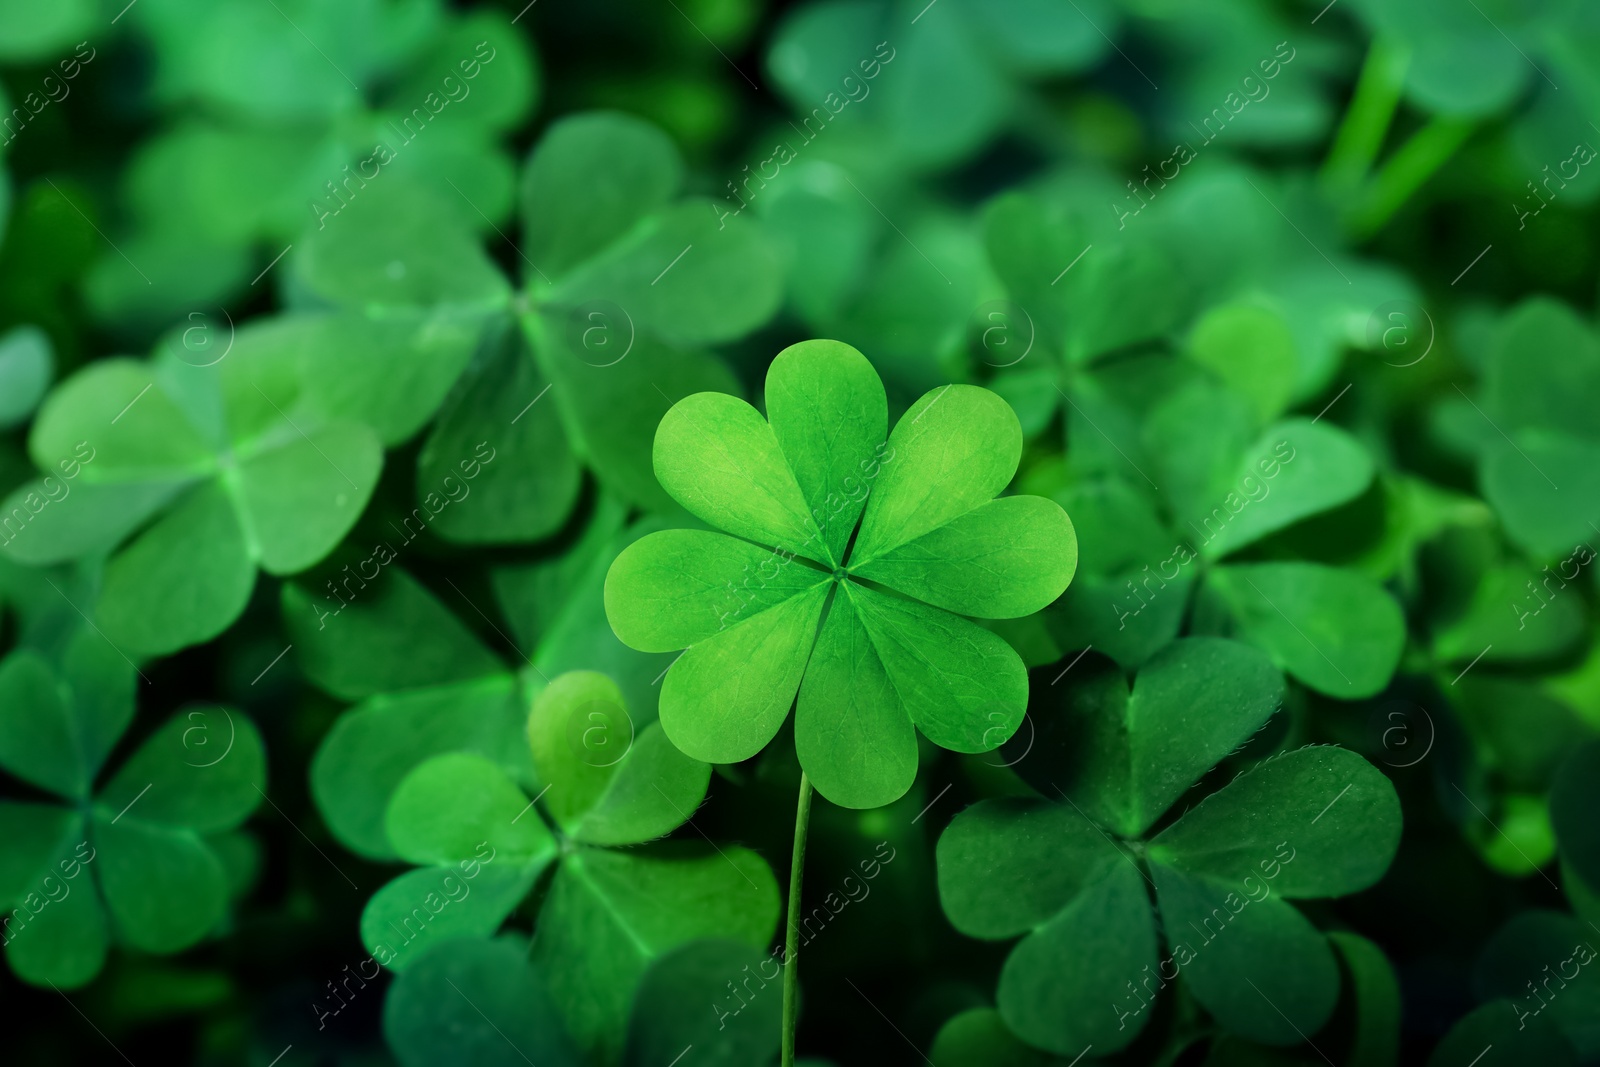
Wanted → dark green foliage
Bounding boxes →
[1,0,1599,1064]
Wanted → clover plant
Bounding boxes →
[0,628,264,987]
[296,499,674,860]
[92,3,536,327]
[287,109,782,539]
[938,638,1401,1053]
[363,672,778,1063]
[7,2,1600,1063]
[607,339,1077,809]
[0,346,384,656]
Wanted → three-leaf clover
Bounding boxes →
[978,178,1413,419]
[605,339,1078,808]
[936,638,1401,1054]
[1040,349,1405,697]
[362,671,778,1063]
[930,934,1402,1067]
[0,347,383,656]
[0,630,265,987]
[289,109,782,542]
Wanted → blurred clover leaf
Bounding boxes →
[295,500,677,860]
[1202,562,1406,698]
[1474,909,1600,1058]
[0,349,383,656]
[1195,930,1402,1066]
[1423,525,1586,670]
[1470,299,1600,559]
[290,110,782,541]
[92,5,535,327]
[976,173,1416,421]
[766,0,1113,171]
[757,161,986,399]
[0,0,94,63]
[382,934,781,1067]
[0,629,264,988]
[931,1007,1089,1065]
[937,638,1401,1055]
[1426,999,1576,1067]
[605,339,1078,808]
[0,325,52,430]
[1552,740,1600,925]
[383,936,583,1067]
[360,671,778,1063]
[1046,474,1197,671]
[1420,524,1592,816]
[932,930,1401,1066]
[980,186,1191,374]
[1140,6,1337,150]
[1038,352,1404,697]
[1345,0,1551,118]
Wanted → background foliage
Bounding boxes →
[1,0,1599,1063]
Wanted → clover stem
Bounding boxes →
[782,771,813,1067]
[1320,36,1410,196]
[1346,115,1475,239]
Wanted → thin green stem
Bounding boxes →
[1346,116,1476,239]
[1321,36,1411,195]
[781,772,813,1067]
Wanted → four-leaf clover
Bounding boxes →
[606,340,1077,808]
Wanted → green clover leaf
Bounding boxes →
[932,931,1401,1066]
[930,1007,1083,1066]
[1,349,382,656]
[1552,740,1600,923]
[756,163,985,399]
[383,936,584,1067]
[605,340,1077,808]
[0,325,52,431]
[1474,910,1600,1059]
[90,6,535,328]
[382,934,781,1067]
[1425,525,1586,670]
[1426,999,1576,1067]
[937,639,1401,1055]
[0,0,94,63]
[297,503,678,860]
[1205,562,1406,699]
[1043,393,1402,698]
[1347,0,1555,118]
[1473,299,1600,558]
[767,0,1113,171]
[361,672,778,1064]
[0,630,265,988]
[287,110,782,541]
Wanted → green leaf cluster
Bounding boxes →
[0,629,264,987]
[937,639,1401,1054]
[364,671,778,1063]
